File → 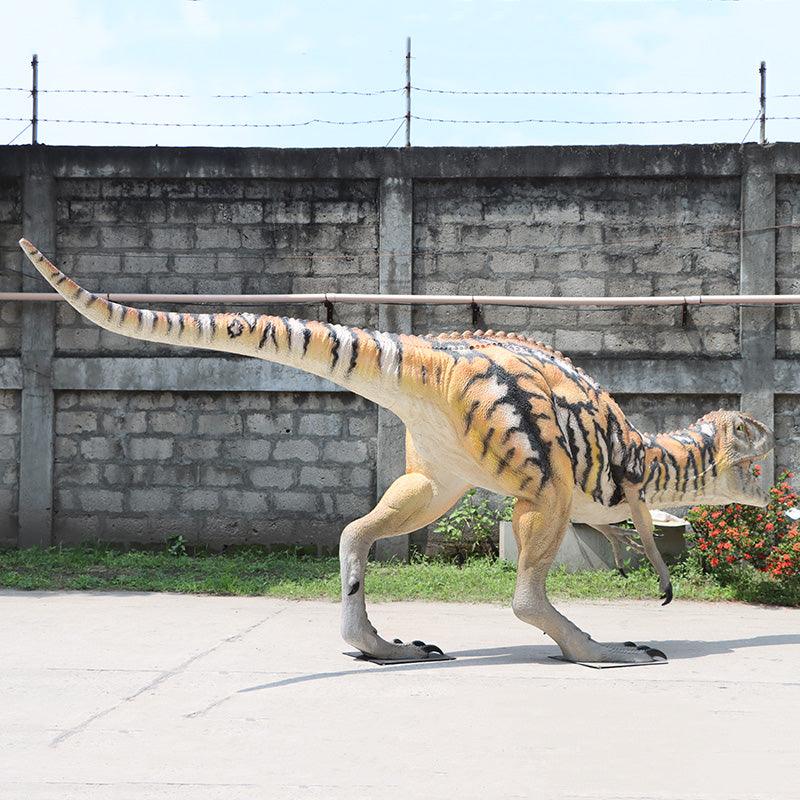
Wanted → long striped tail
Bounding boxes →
[18,239,409,409]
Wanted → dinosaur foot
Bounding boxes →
[392,638,444,656]
[562,637,667,664]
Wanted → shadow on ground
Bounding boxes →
[236,633,800,693]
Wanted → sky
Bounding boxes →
[1,0,798,149]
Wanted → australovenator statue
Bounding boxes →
[20,239,773,664]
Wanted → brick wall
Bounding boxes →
[774,396,800,477]
[0,179,21,354]
[413,178,740,352]
[0,145,791,550]
[53,390,376,552]
[0,390,19,544]
[776,177,800,356]
[54,178,379,355]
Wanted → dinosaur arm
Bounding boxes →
[623,486,673,605]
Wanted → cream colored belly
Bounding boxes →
[403,404,512,495]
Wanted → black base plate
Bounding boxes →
[344,650,455,665]
[548,655,668,669]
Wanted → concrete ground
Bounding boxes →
[1,591,799,800]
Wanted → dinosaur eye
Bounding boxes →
[736,423,745,434]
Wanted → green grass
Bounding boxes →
[3,543,797,605]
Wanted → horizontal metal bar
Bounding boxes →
[3,291,800,307]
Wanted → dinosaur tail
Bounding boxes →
[18,239,411,409]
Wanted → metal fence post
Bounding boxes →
[405,37,411,148]
[31,54,38,145]
[759,61,767,146]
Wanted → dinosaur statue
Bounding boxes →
[19,239,773,664]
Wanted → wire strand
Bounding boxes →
[413,86,750,96]
[413,114,770,125]
[5,121,31,145]
[0,115,404,128]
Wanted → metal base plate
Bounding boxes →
[344,651,455,665]
[548,655,668,669]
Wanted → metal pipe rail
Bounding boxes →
[0,292,799,307]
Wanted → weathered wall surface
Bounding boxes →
[0,179,21,354]
[55,178,379,356]
[0,143,795,551]
[53,390,375,551]
[413,178,740,355]
[0,179,21,544]
[0,390,19,545]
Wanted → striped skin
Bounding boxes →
[19,239,770,514]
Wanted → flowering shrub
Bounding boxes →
[687,469,800,580]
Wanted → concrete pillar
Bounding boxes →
[374,177,413,561]
[18,152,56,547]
[740,144,776,484]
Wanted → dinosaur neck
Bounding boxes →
[640,428,723,507]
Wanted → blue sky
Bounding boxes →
[1,0,798,148]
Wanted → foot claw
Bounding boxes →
[624,641,637,648]
[393,638,403,644]
[646,647,667,660]
[411,640,426,646]
[661,582,673,606]
[422,644,444,656]
[617,568,628,578]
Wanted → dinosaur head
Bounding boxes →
[695,410,774,506]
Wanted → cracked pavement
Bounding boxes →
[2,590,799,799]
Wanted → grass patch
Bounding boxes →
[3,543,796,605]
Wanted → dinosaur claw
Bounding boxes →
[624,641,637,648]
[645,647,667,661]
[661,583,673,606]
[347,580,360,596]
[422,644,444,656]
[617,568,628,578]
[412,640,426,646]
[393,638,403,644]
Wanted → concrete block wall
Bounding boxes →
[55,178,379,356]
[0,143,796,553]
[775,177,800,356]
[53,390,375,552]
[413,177,739,355]
[0,179,21,545]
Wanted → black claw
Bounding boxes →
[661,583,673,606]
[393,638,403,644]
[624,641,637,648]
[617,567,628,578]
[412,640,426,646]
[422,644,444,656]
[646,647,667,660]
[347,580,360,596]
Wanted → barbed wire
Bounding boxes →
[0,85,758,97]
[0,115,404,129]
[7,113,798,129]
[0,86,405,97]
[413,114,780,125]
[412,86,751,96]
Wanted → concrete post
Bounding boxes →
[18,152,55,547]
[374,177,413,561]
[740,144,776,484]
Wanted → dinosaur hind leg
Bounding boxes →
[512,496,666,664]
[340,471,467,660]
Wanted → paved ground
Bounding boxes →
[1,591,799,800]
